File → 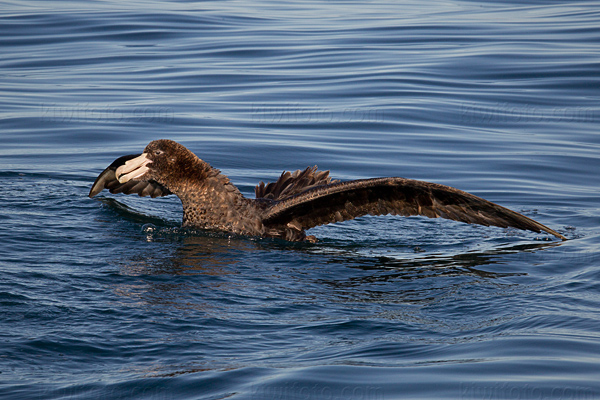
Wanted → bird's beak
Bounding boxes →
[116,153,152,183]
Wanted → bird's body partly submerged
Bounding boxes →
[89,139,566,242]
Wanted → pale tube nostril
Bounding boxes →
[115,153,152,183]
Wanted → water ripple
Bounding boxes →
[2,1,600,399]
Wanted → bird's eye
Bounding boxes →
[154,149,164,156]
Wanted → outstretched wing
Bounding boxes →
[262,177,566,240]
[88,154,172,198]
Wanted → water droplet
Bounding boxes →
[142,223,156,233]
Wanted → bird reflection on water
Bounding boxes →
[112,226,562,308]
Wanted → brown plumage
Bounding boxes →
[89,139,566,242]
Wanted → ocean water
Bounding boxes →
[1,1,600,399]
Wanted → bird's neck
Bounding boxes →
[176,166,262,236]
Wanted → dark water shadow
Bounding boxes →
[323,241,561,277]
[111,224,564,298]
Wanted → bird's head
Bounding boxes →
[115,139,209,193]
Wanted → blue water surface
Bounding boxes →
[1,1,600,399]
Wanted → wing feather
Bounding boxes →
[88,154,172,198]
[263,177,566,240]
[255,166,339,200]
